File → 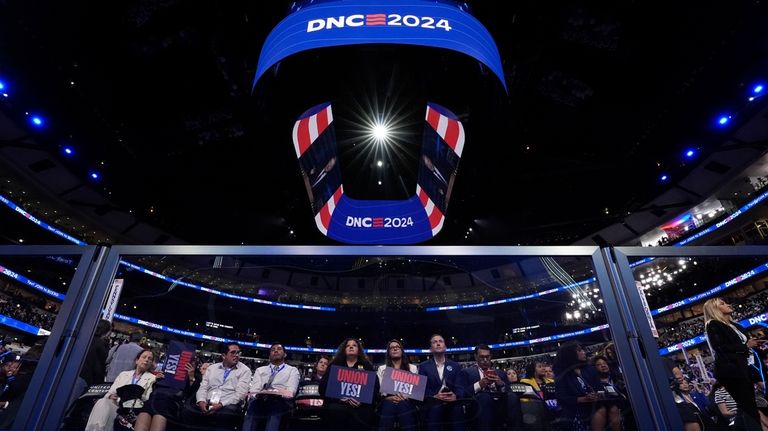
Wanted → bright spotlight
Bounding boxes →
[89,171,100,180]
[717,115,730,126]
[0,81,5,90]
[754,84,764,94]
[63,146,74,155]
[660,174,669,182]
[684,149,695,158]
[29,115,44,128]
[372,124,389,142]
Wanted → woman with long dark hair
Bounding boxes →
[377,339,418,431]
[319,338,380,430]
[704,298,767,430]
[554,342,610,431]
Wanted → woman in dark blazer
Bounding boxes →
[703,297,767,430]
[554,342,606,431]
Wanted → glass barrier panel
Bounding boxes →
[627,253,768,431]
[60,251,640,431]
[0,253,83,430]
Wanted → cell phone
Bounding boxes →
[440,386,452,393]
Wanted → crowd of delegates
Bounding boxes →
[0,290,58,330]
[66,329,639,431]
[656,290,768,348]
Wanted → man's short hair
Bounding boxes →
[221,342,240,354]
[270,343,284,350]
[474,344,491,354]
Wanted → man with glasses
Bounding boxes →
[185,342,252,428]
[243,343,300,431]
[458,344,520,431]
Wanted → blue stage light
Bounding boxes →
[29,115,44,128]
[685,149,695,158]
[0,81,5,90]
[717,115,730,126]
[660,174,669,182]
[63,147,73,155]
[89,171,100,180]
[754,84,764,94]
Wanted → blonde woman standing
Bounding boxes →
[703,298,767,430]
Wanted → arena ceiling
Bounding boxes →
[1,0,768,247]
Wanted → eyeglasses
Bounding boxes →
[228,350,242,356]
[389,345,401,350]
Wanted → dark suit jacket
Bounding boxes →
[555,371,594,420]
[705,320,765,380]
[456,365,509,398]
[418,358,463,398]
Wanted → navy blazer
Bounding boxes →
[555,372,594,420]
[418,358,462,398]
[456,365,509,398]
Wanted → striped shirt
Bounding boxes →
[714,387,738,415]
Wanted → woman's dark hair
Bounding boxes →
[384,339,411,370]
[553,342,585,377]
[525,359,548,379]
[95,319,112,338]
[330,338,371,367]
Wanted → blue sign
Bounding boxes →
[253,0,506,91]
[160,340,197,389]
[379,367,427,401]
[325,365,377,404]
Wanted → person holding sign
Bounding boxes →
[135,341,207,431]
[377,339,419,431]
[243,343,300,431]
[319,338,380,430]
[418,334,465,431]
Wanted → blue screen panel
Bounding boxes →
[254,0,506,91]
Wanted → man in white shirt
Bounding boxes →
[184,342,252,428]
[242,343,300,431]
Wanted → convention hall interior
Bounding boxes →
[1,1,768,431]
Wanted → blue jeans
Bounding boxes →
[378,398,417,431]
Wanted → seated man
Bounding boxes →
[419,334,465,431]
[183,342,252,428]
[457,344,519,431]
[243,343,300,431]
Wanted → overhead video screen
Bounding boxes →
[293,102,463,244]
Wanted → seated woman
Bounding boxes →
[583,355,625,431]
[554,342,606,431]
[85,349,157,431]
[134,360,209,431]
[303,355,330,385]
[506,368,519,384]
[319,338,380,431]
[377,339,418,431]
